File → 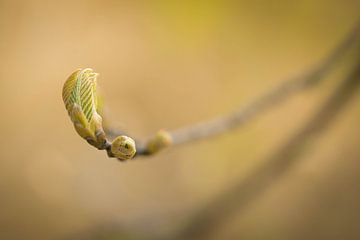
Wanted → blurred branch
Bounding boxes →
[63,21,359,161]
[172,44,360,240]
[131,20,360,157]
[62,19,360,240]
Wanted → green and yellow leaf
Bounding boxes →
[62,68,106,149]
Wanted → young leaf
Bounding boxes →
[62,68,106,149]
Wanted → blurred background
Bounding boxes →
[0,0,360,239]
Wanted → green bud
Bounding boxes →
[111,136,136,160]
[62,68,106,149]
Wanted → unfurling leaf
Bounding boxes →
[62,68,106,149]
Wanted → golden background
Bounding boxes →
[0,0,359,239]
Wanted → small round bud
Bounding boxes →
[146,130,172,154]
[111,136,136,160]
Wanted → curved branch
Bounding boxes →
[173,44,360,240]
[132,20,360,157]
[63,21,360,160]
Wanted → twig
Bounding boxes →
[63,21,359,160]
[167,21,360,145]
[173,45,360,240]
[133,20,360,156]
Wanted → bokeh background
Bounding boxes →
[1,0,360,239]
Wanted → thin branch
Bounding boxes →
[128,20,360,156]
[168,21,360,145]
[173,47,360,240]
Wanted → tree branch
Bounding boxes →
[172,43,360,240]
[63,21,360,161]
[131,20,360,157]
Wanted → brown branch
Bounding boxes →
[127,20,360,157]
[172,46,360,240]
[167,21,360,146]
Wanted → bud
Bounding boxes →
[146,130,172,154]
[62,68,106,149]
[111,136,136,160]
